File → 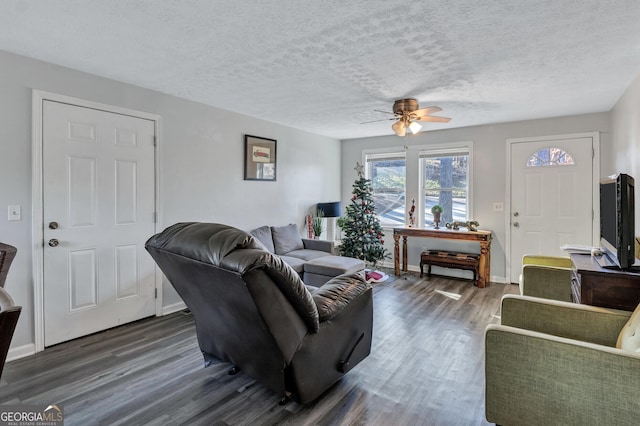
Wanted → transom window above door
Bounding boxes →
[526,147,575,167]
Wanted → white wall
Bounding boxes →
[0,50,340,353]
[610,72,640,229]
[341,113,610,282]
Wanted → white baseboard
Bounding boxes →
[6,343,36,363]
[386,262,509,284]
[162,301,187,316]
[491,275,509,284]
[398,264,421,273]
[376,259,404,270]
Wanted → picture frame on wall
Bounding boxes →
[244,135,277,181]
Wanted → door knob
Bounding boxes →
[513,212,519,217]
[513,222,520,228]
[49,221,59,229]
[48,239,59,247]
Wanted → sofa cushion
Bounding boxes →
[249,225,275,253]
[305,255,365,277]
[285,249,331,262]
[617,303,640,352]
[271,224,304,255]
[301,238,333,253]
[279,255,305,275]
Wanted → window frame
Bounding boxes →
[363,141,473,229]
[419,144,473,227]
[526,146,576,167]
[363,149,407,228]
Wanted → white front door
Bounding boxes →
[509,136,595,283]
[43,100,156,346]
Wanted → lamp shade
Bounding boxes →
[317,201,342,217]
[408,120,422,134]
[392,120,406,136]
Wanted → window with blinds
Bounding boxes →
[420,149,469,227]
[364,152,406,226]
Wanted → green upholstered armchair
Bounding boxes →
[519,254,573,302]
[485,295,640,426]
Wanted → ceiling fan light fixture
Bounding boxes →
[372,98,450,137]
[391,120,406,136]
[408,121,422,134]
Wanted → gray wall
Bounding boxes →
[0,50,341,353]
[341,113,611,282]
[610,72,640,228]
[2,45,638,355]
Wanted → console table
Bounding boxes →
[570,253,640,311]
[393,227,492,288]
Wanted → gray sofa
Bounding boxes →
[250,224,364,286]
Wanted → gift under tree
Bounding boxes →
[339,162,387,266]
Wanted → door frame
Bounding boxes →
[32,90,163,353]
[504,132,600,283]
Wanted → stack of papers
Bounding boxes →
[560,244,595,254]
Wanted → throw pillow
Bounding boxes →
[249,225,275,253]
[617,303,640,352]
[271,224,304,255]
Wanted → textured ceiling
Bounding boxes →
[2,1,640,139]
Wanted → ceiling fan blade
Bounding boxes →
[391,120,406,136]
[360,117,397,124]
[415,115,451,123]
[373,109,396,115]
[413,106,442,117]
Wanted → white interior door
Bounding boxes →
[43,100,156,346]
[509,137,594,283]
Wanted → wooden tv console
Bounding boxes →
[570,253,640,311]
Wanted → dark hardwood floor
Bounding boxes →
[0,270,518,425]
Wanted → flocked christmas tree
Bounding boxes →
[339,162,388,266]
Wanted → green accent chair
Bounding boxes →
[485,294,640,425]
[519,254,573,302]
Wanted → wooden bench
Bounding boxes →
[420,250,480,286]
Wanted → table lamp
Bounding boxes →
[317,201,342,241]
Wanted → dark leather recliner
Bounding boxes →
[0,243,21,379]
[0,287,20,378]
[145,222,373,404]
[0,243,17,288]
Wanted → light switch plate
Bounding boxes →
[492,202,504,212]
[8,205,21,221]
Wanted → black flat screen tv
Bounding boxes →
[600,173,635,270]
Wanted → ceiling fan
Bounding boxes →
[371,98,451,136]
